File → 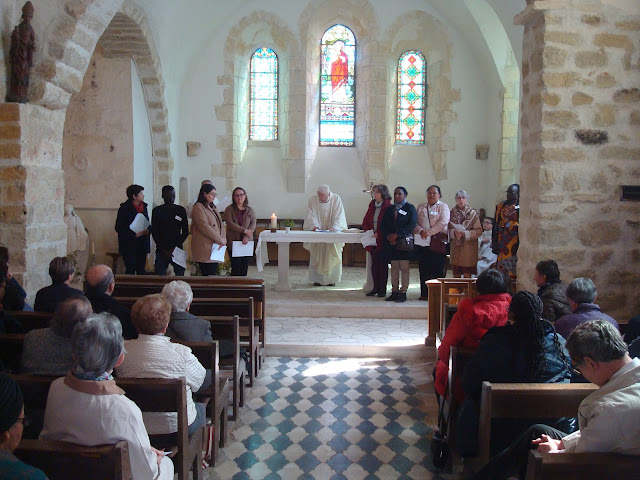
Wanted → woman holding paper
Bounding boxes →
[191,184,225,276]
[115,184,150,275]
[361,184,392,297]
[223,187,256,276]
[414,185,450,300]
[448,190,482,278]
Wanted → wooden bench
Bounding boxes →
[525,450,639,479]
[113,275,267,367]
[477,381,598,466]
[15,439,132,480]
[171,339,229,465]
[7,310,52,332]
[115,377,203,480]
[0,333,25,373]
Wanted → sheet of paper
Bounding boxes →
[209,244,227,262]
[232,240,254,257]
[451,223,466,232]
[129,213,149,234]
[172,247,187,268]
[414,233,430,247]
[361,229,377,247]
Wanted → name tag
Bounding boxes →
[175,215,182,221]
[430,211,438,215]
[398,209,407,216]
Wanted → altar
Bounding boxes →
[256,230,372,292]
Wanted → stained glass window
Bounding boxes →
[396,51,426,145]
[320,25,356,146]
[250,47,278,141]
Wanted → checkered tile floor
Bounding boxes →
[206,357,451,480]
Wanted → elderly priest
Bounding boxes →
[303,185,348,286]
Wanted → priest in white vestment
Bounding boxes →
[303,185,348,286]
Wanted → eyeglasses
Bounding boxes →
[233,193,246,197]
[572,359,583,376]
[16,415,30,427]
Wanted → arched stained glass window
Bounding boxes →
[320,25,356,146]
[250,47,278,141]
[396,51,426,145]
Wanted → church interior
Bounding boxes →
[1,0,639,478]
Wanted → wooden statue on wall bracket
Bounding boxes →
[6,2,36,103]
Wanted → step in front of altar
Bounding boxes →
[269,299,428,319]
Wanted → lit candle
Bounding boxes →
[91,242,95,255]
[270,213,277,229]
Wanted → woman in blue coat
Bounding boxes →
[115,184,151,274]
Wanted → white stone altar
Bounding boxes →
[256,230,373,292]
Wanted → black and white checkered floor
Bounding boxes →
[207,357,450,480]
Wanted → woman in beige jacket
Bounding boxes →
[448,190,482,277]
[223,187,257,276]
[191,184,225,276]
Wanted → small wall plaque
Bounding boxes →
[476,144,489,160]
[186,141,201,157]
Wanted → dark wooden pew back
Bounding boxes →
[525,450,639,480]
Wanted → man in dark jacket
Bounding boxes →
[34,257,84,313]
[151,185,189,276]
[555,277,618,339]
[85,264,137,339]
[114,184,150,275]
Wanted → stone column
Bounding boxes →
[515,1,640,319]
[0,103,67,303]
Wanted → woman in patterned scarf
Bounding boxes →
[492,184,520,281]
[448,190,482,278]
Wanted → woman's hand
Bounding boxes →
[387,233,398,243]
[455,231,463,239]
[150,447,165,466]
[242,236,250,245]
[532,435,564,453]
[219,238,227,247]
[420,230,428,239]
[482,237,490,244]
[244,229,253,237]
[135,229,149,238]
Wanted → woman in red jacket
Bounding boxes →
[361,185,392,297]
[434,269,512,398]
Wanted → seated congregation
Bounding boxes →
[0,254,265,479]
[432,261,639,479]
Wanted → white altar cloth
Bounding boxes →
[256,230,367,291]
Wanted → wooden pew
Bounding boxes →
[113,275,267,367]
[171,339,229,465]
[115,377,202,480]
[477,381,598,465]
[7,311,52,332]
[0,333,25,373]
[14,439,132,480]
[115,295,259,388]
[525,450,639,479]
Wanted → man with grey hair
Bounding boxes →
[554,277,618,339]
[85,264,137,339]
[303,185,348,286]
[471,319,640,480]
[40,313,174,480]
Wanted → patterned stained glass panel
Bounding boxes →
[320,24,356,146]
[396,50,426,145]
[250,47,278,141]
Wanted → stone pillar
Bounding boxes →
[0,103,67,304]
[515,2,640,319]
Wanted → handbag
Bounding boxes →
[427,209,448,255]
[395,234,414,252]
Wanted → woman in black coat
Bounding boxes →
[379,186,417,303]
[115,184,151,275]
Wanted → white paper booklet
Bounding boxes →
[414,233,430,247]
[232,241,254,257]
[129,213,149,234]
[361,230,377,248]
[209,244,227,262]
[172,247,187,268]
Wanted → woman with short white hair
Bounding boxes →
[40,312,174,480]
[448,190,482,278]
[161,280,213,343]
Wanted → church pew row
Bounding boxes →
[0,333,24,373]
[12,374,203,480]
[525,450,639,480]
[113,296,259,387]
[15,439,132,480]
[113,275,267,366]
[476,381,598,467]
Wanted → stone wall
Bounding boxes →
[516,1,640,320]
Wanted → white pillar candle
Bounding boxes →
[270,213,277,229]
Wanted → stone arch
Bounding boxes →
[384,11,459,182]
[96,2,173,198]
[215,11,295,191]
[298,0,380,191]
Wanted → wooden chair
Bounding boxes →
[115,377,202,480]
[525,450,639,480]
[171,339,229,464]
[477,381,598,465]
[14,439,132,480]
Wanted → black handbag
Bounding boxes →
[395,234,414,252]
[427,211,448,255]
